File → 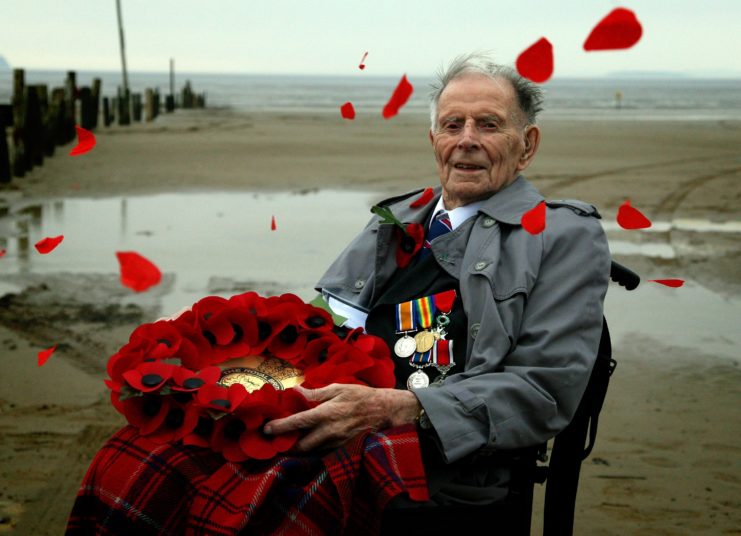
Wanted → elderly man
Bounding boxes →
[266,54,610,513]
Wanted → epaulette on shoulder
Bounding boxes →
[376,188,427,208]
[545,199,602,219]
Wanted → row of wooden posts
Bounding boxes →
[0,69,206,184]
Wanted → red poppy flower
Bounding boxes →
[236,386,312,460]
[348,334,396,388]
[190,296,260,363]
[129,321,185,359]
[114,392,173,435]
[252,301,298,355]
[107,348,146,385]
[395,223,424,268]
[171,365,222,392]
[209,385,312,461]
[123,361,175,393]
[301,343,374,389]
[145,402,201,444]
[194,382,248,413]
[228,291,269,316]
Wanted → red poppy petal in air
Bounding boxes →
[340,102,356,120]
[409,187,434,208]
[521,201,546,235]
[116,251,162,292]
[358,51,368,70]
[38,345,58,367]
[616,199,652,229]
[584,8,643,51]
[69,125,96,156]
[271,215,277,231]
[35,235,64,254]
[648,279,685,288]
[382,75,414,119]
[516,37,554,83]
[0,249,6,258]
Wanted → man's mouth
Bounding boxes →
[453,163,486,171]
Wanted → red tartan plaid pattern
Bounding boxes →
[66,424,428,535]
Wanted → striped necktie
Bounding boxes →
[419,210,452,259]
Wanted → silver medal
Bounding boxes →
[394,335,417,358]
[407,369,430,389]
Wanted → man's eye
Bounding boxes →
[482,122,498,129]
[444,123,460,131]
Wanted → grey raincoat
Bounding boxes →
[316,176,610,466]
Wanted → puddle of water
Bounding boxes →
[605,281,741,362]
[0,190,382,313]
[607,240,676,259]
[1,189,739,361]
[601,219,741,234]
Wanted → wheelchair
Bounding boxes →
[380,261,639,536]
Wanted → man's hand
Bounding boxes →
[263,384,422,452]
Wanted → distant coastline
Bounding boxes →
[1,69,739,120]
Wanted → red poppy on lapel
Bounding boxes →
[395,223,424,268]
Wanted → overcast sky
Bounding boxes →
[3,0,740,77]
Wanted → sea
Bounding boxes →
[0,69,740,121]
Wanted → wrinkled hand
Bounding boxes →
[263,384,421,452]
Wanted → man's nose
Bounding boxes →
[457,122,481,150]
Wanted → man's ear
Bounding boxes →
[428,129,434,146]
[517,125,541,171]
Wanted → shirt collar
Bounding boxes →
[431,196,484,231]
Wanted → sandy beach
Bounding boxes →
[0,109,739,535]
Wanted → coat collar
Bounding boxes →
[477,175,544,225]
[379,175,543,227]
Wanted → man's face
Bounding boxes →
[429,73,540,209]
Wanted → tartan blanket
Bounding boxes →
[66,424,428,535]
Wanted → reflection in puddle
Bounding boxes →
[1,190,739,361]
[0,191,382,312]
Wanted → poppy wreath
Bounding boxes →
[105,292,395,462]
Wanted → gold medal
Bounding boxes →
[414,330,435,353]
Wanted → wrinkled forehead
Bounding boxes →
[437,73,519,120]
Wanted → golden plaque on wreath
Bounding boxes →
[218,355,304,393]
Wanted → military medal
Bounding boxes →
[414,330,435,353]
[394,300,417,358]
[407,348,433,389]
[413,295,437,352]
[407,369,430,389]
[394,336,416,358]
[431,339,455,385]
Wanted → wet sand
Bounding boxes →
[0,110,740,535]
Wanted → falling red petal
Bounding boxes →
[648,279,685,288]
[409,187,434,208]
[35,235,64,254]
[271,215,277,231]
[0,249,6,258]
[340,102,356,120]
[616,199,652,229]
[38,345,58,367]
[116,251,162,292]
[382,75,414,119]
[584,8,643,51]
[69,125,96,156]
[521,201,546,235]
[358,51,368,70]
[516,37,554,83]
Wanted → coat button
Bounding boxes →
[475,261,487,271]
[470,323,480,339]
[354,279,365,289]
[482,217,495,228]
